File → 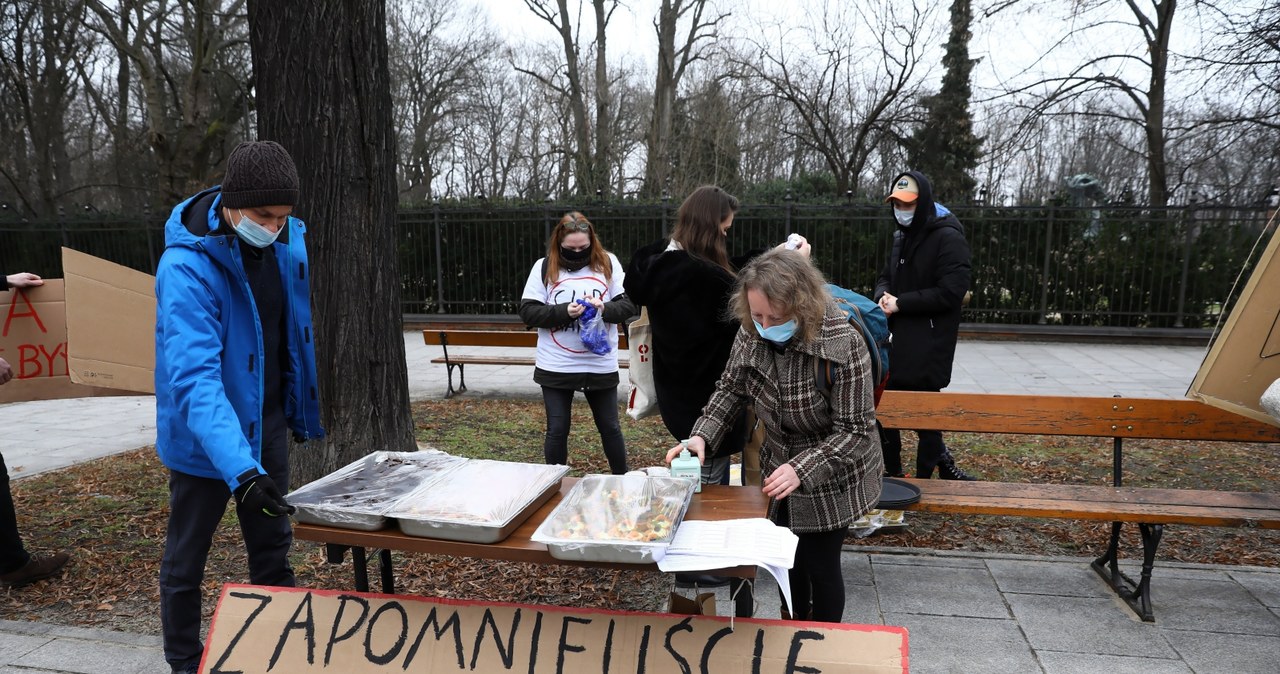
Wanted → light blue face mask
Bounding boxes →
[753,318,798,344]
[234,210,282,248]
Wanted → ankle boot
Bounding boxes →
[937,452,977,481]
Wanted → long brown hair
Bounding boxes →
[543,211,612,285]
[670,185,738,274]
[731,249,830,344]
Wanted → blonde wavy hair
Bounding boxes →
[731,248,830,344]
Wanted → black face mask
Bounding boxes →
[560,245,592,271]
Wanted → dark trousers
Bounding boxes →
[879,381,947,476]
[159,414,294,670]
[0,452,30,574]
[878,422,947,478]
[541,386,628,474]
[778,501,849,623]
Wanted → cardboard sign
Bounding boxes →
[0,280,129,403]
[62,247,156,394]
[1188,229,1280,426]
[201,585,909,674]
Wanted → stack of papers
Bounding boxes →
[656,518,798,614]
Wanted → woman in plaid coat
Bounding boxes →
[666,248,883,623]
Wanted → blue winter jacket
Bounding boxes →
[154,186,325,490]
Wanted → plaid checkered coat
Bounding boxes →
[691,303,884,533]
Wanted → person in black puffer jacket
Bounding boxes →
[873,171,977,480]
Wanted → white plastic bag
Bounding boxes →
[1261,378,1280,422]
[627,307,658,420]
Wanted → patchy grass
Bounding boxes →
[3,398,1278,636]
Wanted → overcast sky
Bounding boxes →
[469,0,1233,101]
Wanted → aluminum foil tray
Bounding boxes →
[287,450,465,531]
[531,474,695,564]
[392,461,569,543]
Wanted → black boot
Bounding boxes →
[937,451,977,481]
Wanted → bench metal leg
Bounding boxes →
[439,333,466,398]
[444,362,466,398]
[1090,522,1161,622]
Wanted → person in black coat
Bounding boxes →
[624,186,756,487]
[873,171,977,480]
[0,272,72,589]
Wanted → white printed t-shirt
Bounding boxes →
[521,253,626,374]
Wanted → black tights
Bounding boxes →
[777,501,849,623]
[541,386,628,474]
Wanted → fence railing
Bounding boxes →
[3,203,1272,329]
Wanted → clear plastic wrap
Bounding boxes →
[391,460,569,543]
[286,450,465,531]
[531,474,696,564]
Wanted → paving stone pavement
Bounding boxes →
[3,332,1276,673]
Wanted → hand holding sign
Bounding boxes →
[5,273,43,289]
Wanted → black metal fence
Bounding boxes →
[3,202,1272,329]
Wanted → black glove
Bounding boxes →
[234,474,295,517]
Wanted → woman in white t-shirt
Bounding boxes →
[518,212,635,474]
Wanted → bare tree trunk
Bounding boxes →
[641,0,722,197]
[591,0,612,196]
[522,0,616,195]
[112,3,133,194]
[643,1,679,197]
[246,0,415,485]
[86,0,250,205]
[1139,0,1175,207]
[0,0,85,215]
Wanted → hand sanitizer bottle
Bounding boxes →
[670,440,702,493]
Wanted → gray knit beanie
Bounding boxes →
[221,140,300,208]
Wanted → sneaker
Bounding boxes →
[0,552,70,588]
[937,455,977,481]
[171,665,199,674]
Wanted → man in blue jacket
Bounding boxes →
[154,140,325,674]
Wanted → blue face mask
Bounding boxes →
[753,318,798,344]
[234,210,282,248]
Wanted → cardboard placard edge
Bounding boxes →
[200,583,909,674]
[1187,228,1280,428]
[62,247,156,395]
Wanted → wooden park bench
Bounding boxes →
[423,328,629,398]
[876,392,1280,621]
